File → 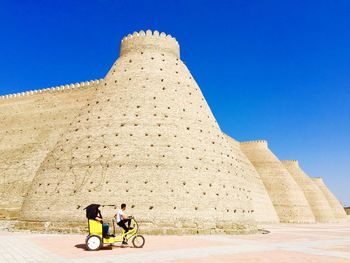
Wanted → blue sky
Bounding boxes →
[0,0,349,206]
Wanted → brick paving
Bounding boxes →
[0,222,350,262]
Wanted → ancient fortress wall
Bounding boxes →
[0,80,100,219]
[281,160,335,222]
[240,141,315,223]
[224,135,279,223]
[0,29,345,233]
[18,30,257,234]
[312,178,347,220]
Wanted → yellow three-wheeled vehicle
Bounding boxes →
[85,218,145,251]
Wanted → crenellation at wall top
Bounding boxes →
[240,140,268,146]
[120,29,180,58]
[0,79,103,101]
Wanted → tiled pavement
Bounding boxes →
[1,222,350,262]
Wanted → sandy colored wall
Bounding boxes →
[225,135,279,223]
[240,141,315,223]
[282,160,335,222]
[0,81,100,219]
[18,30,257,234]
[312,178,347,220]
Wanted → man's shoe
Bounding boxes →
[122,241,128,245]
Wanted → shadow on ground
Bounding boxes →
[75,243,136,251]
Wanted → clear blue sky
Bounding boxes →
[0,1,349,206]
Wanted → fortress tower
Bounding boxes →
[19,30,257,234]
[282,160,335,222]
[312,178,347,220]
[225,135,279,223]
[240,141,315,223]
[0,81,100,219]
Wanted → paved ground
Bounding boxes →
[1,222,350,262]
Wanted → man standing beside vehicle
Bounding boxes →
[116,203,133,244]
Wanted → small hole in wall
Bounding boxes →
[149,206,154,210]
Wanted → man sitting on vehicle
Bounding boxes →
[116,203,133,244]
[85,204,111,238]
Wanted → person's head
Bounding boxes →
[121,203,126,211]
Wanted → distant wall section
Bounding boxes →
[0,80,101,219]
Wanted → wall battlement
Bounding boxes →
[240,140,268,146]
[120,30,180,58]
[0,79,102,101]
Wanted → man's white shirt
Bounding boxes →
[116,209,124,223]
